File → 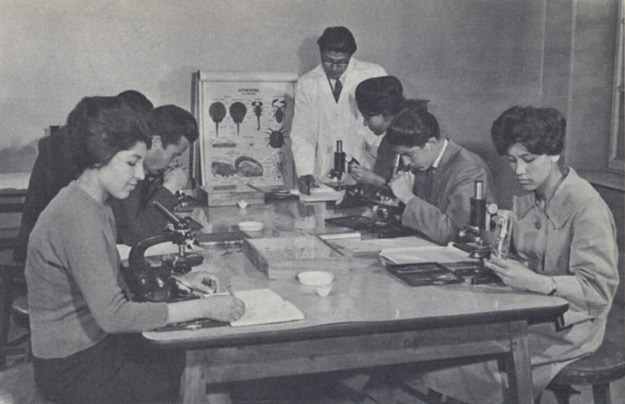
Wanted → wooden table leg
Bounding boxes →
[504,321,533,404]
[181,351,233,404]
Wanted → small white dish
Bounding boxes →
[237,200,248,209]
[297,271,334,287]
[316,284,332,297]
[238,221,264,232]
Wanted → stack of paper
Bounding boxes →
[379,245,475,265]
[231,289,304,327]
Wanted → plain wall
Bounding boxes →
[0,0,620,208]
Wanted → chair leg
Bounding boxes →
[549,384,580,404]
[534,392,542,404]
[0,268,15,370]
[592,383,611,404]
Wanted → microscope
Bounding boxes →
[454,180,502,284]
[366,153,405,223]
[327,140,361,190]
[126,201,207,302]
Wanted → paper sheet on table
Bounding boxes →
[116,243,204,262]
[379,245,475,265]
[331,236,437,254]
[290,185,344,202]
[0,172,30,190]
[230,289,304,327]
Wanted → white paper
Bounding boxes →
[379,245,475,265]
[332,236,437,254]
[289,185,344,202]
[230,288,304,327]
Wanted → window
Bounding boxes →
[608,0,624,173]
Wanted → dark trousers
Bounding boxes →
[33,334,185,404]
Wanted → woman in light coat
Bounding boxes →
[420,106,619,403]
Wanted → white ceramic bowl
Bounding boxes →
[238,221,264,232]
[297,271,334,287]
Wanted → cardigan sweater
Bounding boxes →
[26,182,168,359]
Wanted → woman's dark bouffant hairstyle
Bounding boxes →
[490,106,566,156]
[117,90,154,116]
[385,108,441,148]
[317,26,357,55]
[148,105,199,147]
[356,76,404,118]
[67,96,151,172]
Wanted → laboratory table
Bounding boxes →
[143,200,569,404]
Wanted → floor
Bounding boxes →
[1,354,624,403]
[1,315,623,404]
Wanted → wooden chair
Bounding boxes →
[0,248,29,369]
[543,254,625,404]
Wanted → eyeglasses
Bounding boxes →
[321,58,350,68]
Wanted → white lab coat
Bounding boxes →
[290,58,386,182]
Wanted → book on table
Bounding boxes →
[230,288,304,327]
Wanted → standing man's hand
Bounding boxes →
[297,175,317,195]
[350,164,385,186]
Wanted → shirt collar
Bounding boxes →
[431,138,449,169]
[515,167,590,228]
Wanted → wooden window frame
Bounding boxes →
[608,0,624,173]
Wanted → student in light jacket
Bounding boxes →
[290,26,386,194]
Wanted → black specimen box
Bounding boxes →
[386,262,465,287]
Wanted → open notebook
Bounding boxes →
[154,288,304,332]
[231,288,304,327]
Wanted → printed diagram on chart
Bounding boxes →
[203,86,295,188]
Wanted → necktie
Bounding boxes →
[333,79,342,103]
[422,167,435,203]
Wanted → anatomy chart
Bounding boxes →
[194,71,298,189]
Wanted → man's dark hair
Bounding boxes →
[148,105,199,147]
[317,26,357,55]
[356,76,404,118]
[67,96,151,172]
[117,90,154,116]
[490,106,565,156]
[386,108,441,148]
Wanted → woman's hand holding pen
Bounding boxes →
[202,292,246,322]
[483,256,552,294]
[388,170,415,204]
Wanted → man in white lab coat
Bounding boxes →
[290,26,386,194]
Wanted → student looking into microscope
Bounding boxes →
[386,108,495,244]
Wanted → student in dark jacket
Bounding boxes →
[110,104,198,246]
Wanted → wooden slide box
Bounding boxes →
[242,236,342,279]
[197,184,264,207]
